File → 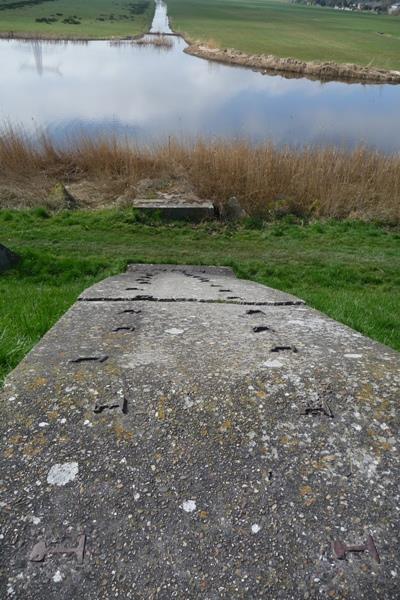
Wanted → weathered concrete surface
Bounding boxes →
[79,264,304,305]
[131,199,215,222]
[1,265,399,599]
[0,243,20,272]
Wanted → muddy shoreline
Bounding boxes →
[184,42,400,85]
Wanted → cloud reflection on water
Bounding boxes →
[0,36,399,151]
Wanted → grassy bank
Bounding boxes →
[169,0,400,71]
[0,0,154,39]
[1,130,400,224]
[1,210,399,383]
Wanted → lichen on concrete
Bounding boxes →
[0,264,399,598]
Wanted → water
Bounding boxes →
[150,0,173,34]
[1,1,399,151]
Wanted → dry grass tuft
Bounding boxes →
[0,128,399,222]
[135,35,173,49]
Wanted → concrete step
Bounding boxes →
[132,198,215,222]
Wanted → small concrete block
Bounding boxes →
[132,198,215,222]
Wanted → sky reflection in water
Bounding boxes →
[1,34,399,151]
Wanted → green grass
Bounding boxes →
[169,0,400,70]
[0,0,154,38]
[1,209,399,383]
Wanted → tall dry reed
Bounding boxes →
[0,128,399,222]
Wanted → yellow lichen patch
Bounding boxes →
[304,496,316,507]
[255,390,267,399]
[371,438,393,456]
[280,434,298,447]
[22,433,47,458]
[21,416,34,428]
[199,510,208,520]
[4,447,14,459]
[58,395,79,408]
[299,485,313,496]
[103,364,122,376]
[299,464,314,478]
[73,370,87,383]
[47,410,60,421]
[9,434,24,445]
[219,419,232,433]
[157,396,166,421]
[369,362,394,382]
[299,484,316,506]
[28,376,48,390]
[112,422,133,442]
[374,398,391,422]
[58,435,70,444]
[311,454,337,471]
[356,383,374,405]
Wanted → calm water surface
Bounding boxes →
[1,1,399,151]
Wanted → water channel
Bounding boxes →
[0,1,399,151]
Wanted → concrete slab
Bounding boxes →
[1,265,399,599]
[132,199,215,222]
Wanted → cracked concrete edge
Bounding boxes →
[79,264,305,306]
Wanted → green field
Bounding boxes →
[1,209,399,383]
[169,0,400,70]
[0,0,154,38]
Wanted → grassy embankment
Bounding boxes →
[1,211,399,384]
[1,130,400,223]
[0,0,154,39]
[168,0,400,71]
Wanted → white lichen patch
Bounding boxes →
[47,462,79,486]
[183,396,200,409]
[262,360,283,369]
[52,570,63,583]
[351,450,379,480]
[344,353,362,359]
[251,523,261,534]
[165,328,184,335]
[181,499,196,513]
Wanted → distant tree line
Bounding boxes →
[292,0,399,13]
[0,0,55,11]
